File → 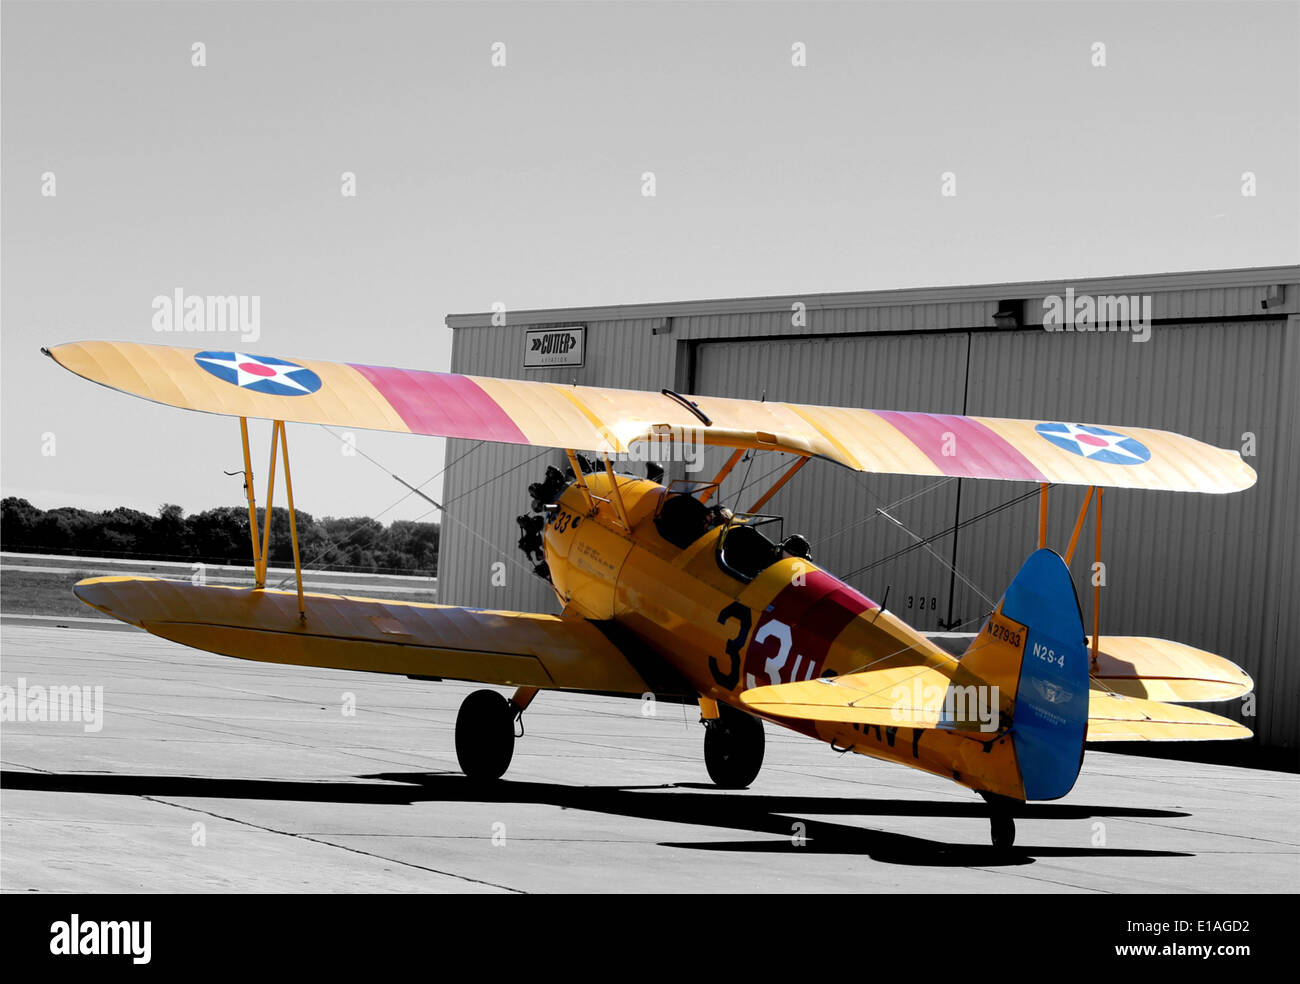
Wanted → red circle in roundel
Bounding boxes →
[1075,434,1109,447]
[238,362,277,377]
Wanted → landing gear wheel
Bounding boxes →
[990,813,1016,850]
[979,790,1018,849]
[455,689,516,780]
[704,706,765,789]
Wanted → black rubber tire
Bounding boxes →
[704,706,765,789]
[991,814,1016,850]
[455,689,516,781]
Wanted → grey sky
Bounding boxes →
[3,0,1296,523]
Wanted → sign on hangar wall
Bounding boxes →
[524,326,585,369]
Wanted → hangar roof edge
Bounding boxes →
[445,264,1300,329]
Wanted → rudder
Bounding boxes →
[960,549,1089,800]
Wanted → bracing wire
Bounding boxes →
[268,433,483,585]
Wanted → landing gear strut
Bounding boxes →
[703,704,765,789]
[979,790,1018,849]
[455,689,520,780]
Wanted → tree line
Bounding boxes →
[0,498,439,576]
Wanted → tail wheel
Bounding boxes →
[704,706,765,789]
[455,689,516,781]
[979,790,1018,850]
[990,814,1016,850]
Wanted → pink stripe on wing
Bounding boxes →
[873,411,1046,482]
[349,365,530,444]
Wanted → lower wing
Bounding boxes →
[73,576,690,696]
[1084,692,1252,741]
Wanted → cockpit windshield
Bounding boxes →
[715,514,784,582]
[653,481,727,549]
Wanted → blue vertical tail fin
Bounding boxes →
[961,548,1090,800]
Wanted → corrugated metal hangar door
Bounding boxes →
[693,320,1288,745]
[692,333,971,634]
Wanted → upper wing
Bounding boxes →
[1087,636,1253,703]
[73,576,690,696]
[46,341,1254,492]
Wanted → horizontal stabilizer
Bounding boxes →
[739,665,960,730]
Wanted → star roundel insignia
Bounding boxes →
[194,351,323,396]
[1035,422,1151,466]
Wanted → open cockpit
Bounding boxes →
[652,480,812,582]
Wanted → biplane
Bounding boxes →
[46,341,1256,848]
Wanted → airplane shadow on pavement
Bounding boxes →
[1,768,1192,869]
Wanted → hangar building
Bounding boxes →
[442,265,1299,752]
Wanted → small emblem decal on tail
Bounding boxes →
[1033,678,1074,705]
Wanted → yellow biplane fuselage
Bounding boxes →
[542,471,1023,797]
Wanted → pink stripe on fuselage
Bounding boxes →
[349,365,529,444]
[873,411,1046,482]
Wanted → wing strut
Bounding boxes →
[701,448,745,504]
[565,449,596,512]
[278,415,308,618]
[1037,482,1049,549]
[1064,486,1095,564]
[238,417,262,582]
[1092,487,1103,666]
[747,455,810,513]
[602,454,632,530]
[1058,484,1104,669]
[257,420,280,587]
[236,417,306,620]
